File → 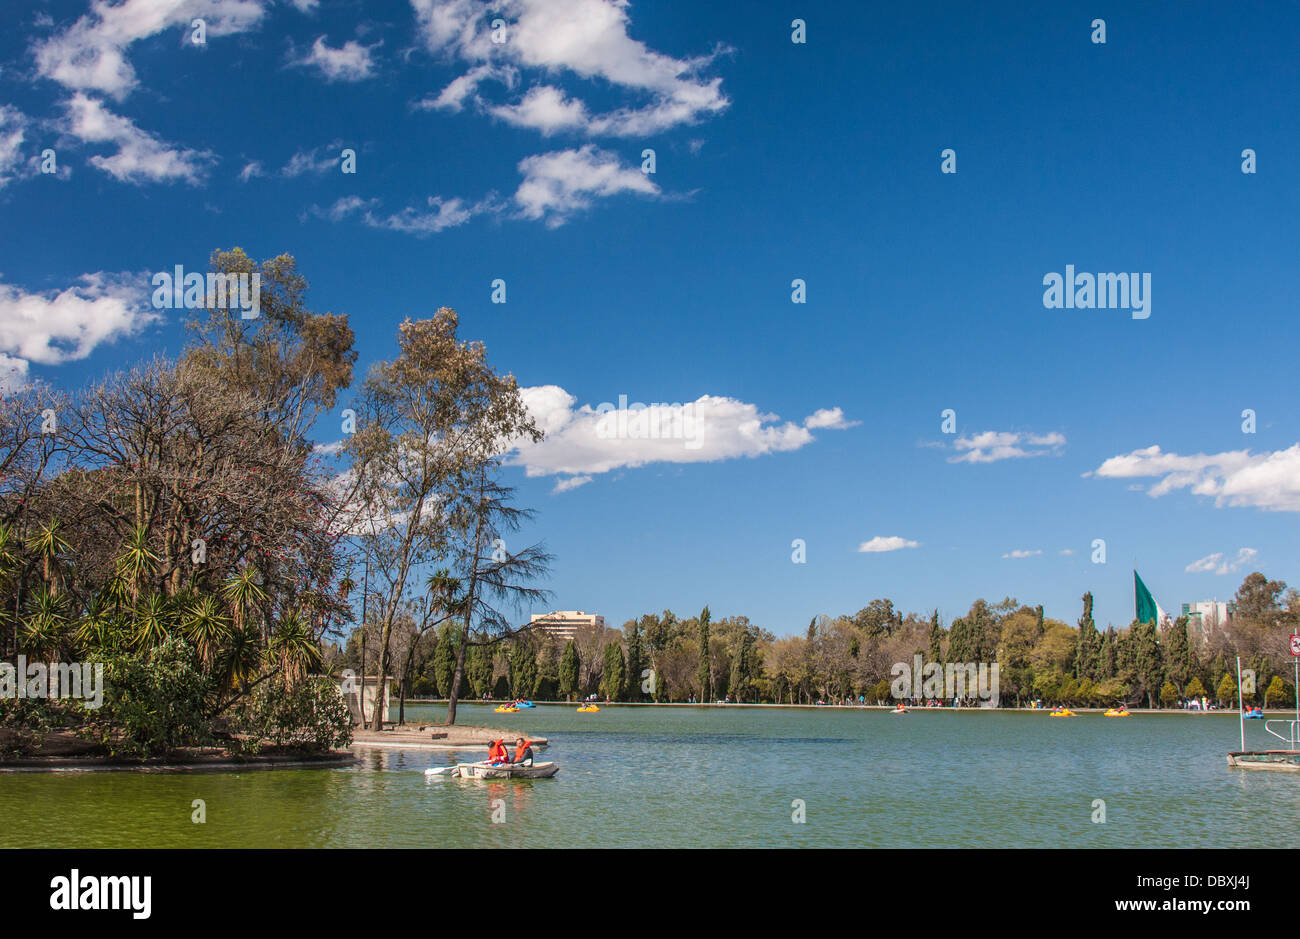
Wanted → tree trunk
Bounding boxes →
[446,638,468,726]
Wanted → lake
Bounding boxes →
[3,704,1297,848]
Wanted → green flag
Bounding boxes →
[1135,571,1159,625]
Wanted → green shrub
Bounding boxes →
[231,676,352,752]
[91,637,213,759]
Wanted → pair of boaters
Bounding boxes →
[487,737,536,766]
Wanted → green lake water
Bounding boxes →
[3,704,1298,848]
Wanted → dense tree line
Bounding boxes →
[378,575,1300,710]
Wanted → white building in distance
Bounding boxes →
[1181,600,1232,645]
[529,611,605,643]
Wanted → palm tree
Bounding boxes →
[213,622,262,702]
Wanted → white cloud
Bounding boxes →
[314,194,485,236]
[1185,547,1258,575]
[292,36,379,82]
[416,64,515,112]
[33,0,267,100]
[0,353,30,394]
[1091,444,1300,512]
[281,144,340,177]
[858,536,920,553]
[1059,549,1074,556]
[0,273,157,378]
[0,106,27,188]
[238,160,264,181]
[552,475,591,493]
[411,0,728,137]
[489,85,589,135]
[514,145,657,226]
[508,385,852,478]
[1002,549,1042,559]
[803,407,858,430]
[62,93,214,184]
[949,430,1066,464]
[290,0,319,11]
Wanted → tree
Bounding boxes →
[696,606,712,701]
[558,640,580,702]
[1164,615,1192,690]
[1159,681,1178,708]
[927,610,943,663]
[1216,672,1237,707]
[1265,675,1289,708]
[1184,676,1207,700]
[600,642,626,701]
[508,638,537,699]
[347,310,546,728]
[433,624,459,697]
[1074,592,1098,679]
[625,623,646,702]
[1132,620,1164,708]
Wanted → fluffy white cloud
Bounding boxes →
[411,0,728,137]
[858,536,920,553]
[804,407,858,430]
[238,160,264,181]
[0,274,157,378]
[62,93,214,184]
[1002,549,1042,559]
[949,430,1066,464]
[509,385,852,481]
[292,36,379,82]
[490,85,589,135]
[1186,547,1258,575]
[33,0,266,100]
[514,145,657,226]
[1091,444,1300,512]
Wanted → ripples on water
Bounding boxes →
[2,704,1298,848]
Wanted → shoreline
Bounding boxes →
[0,749,358,774]
[402,699,1270,715]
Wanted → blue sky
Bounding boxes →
[1,0,1297,634]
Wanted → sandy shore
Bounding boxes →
[351,724,549,751]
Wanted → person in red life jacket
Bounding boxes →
[510,737,536,766]
[487,739,509,765]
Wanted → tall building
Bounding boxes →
[1181,600,1232,645]
[528,610,605,642]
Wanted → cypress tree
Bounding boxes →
[558,639,580,702]
[697,605,712,701]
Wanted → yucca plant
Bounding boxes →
[221,566,267,637]
[269,608,321,688]
[181,594,231,668]
[115,524,159,605]
[24,519,70,596]
[132,592,171,649]
[22,584,70,659]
